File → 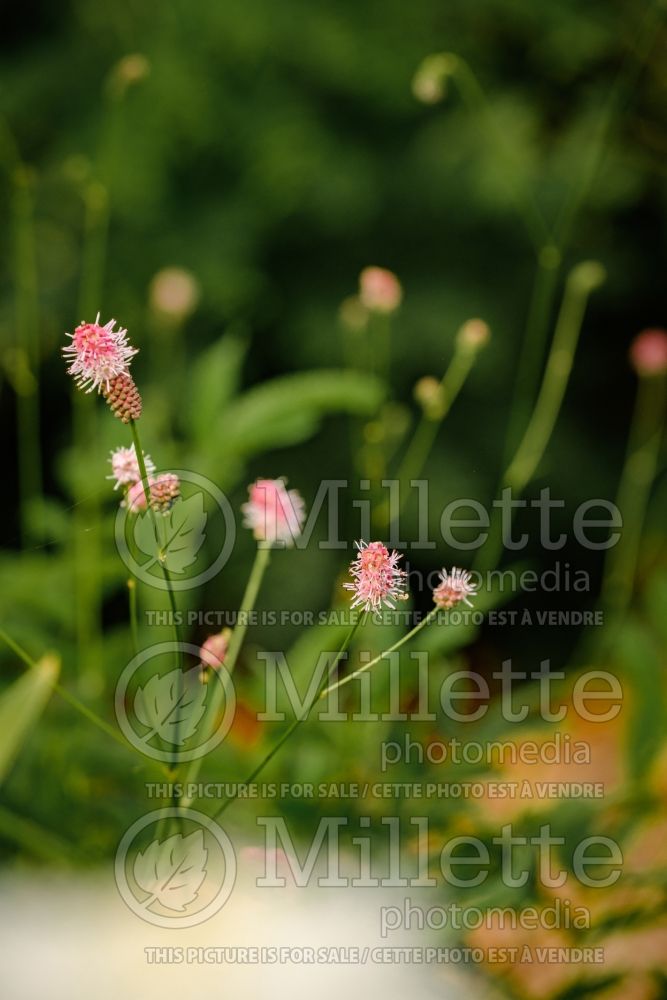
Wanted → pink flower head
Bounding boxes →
[629,328,667,377]
[432,567,477,610]
[107,445,155,490]
[344,540,409,612]
[242,478,306,546]
[124,477,153,513]
[63,313,137,393]
[200,630,231,670]
[359,266,402,314]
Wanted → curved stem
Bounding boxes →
[319,608,437,701]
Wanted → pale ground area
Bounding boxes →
[0,870,494,1000]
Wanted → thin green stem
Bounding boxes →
[476,262,605,573]
[319,609,437,700]
[127,578,139,656]
[129,418,182,777]
[212,614,365,820]
[383,339,481,529]
[180,544,272,804]
[503,245,561,464]
[0,627,166,768]
[601,374,667,619]
[449,57,551,251]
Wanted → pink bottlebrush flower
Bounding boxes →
[344,540,409,612]
[149,473,181,514]
[107,445,155,490]
[242,478,306,546]
[200,630,231,670]
[359,266,402,314]
[629,328,667,377]
[125,477,153,513]
[103,373,143,422]
[432,567,477,609]
[63,313,137,393]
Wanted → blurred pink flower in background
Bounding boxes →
[242,478,306,546]
[200,630,231,670]
[629,328,667,377]
[359,266,402,314]
[149,266,200,321]
[344,540,408,611]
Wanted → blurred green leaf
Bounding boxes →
[0,654,59,786]
[214,369,385,457]
[186,331,248,444]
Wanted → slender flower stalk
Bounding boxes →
[476,261,605,573]
[600,331,667,620]
[382,320,489,530]
[180,544,273,805]
[212,614,365,820]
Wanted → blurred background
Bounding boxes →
[1,2,666,998]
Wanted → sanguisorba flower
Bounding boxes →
[63,313,137,393]
[149,473,181,514]
[344,540,409,612]
[242,478,306,546]
[629,328,667,378]
[124,473,180,514]
[199,630,231,670]
[107,445,155,490]
[359,266,402,314]
[432,567,477,609]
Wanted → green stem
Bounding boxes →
[503,245,561,464]
[449,57,551,251]
[383,339,481,529]
[601,374,667,619]
[11,165,42,544]
[180,544,272,804]
[0,627,166,769]
[477,261,605,573]
[129,418,182,777]
[127,578,139,656]
[212,614,365,820]
[319,608,437,700]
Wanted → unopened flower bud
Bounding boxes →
[359,266,402,314]
[456,318,490,352]
[103,373,143,422]
[414,376,446,420]
[412,53,459,105]
[149,473,181,514]
[629,328,667,378]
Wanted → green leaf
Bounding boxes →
[215,369,385,457]
[134,494,207,575]
[186,331,248,444]
[0,654,59,786]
